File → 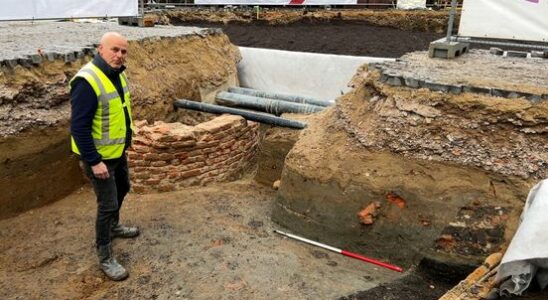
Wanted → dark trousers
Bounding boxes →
[83,154,130,247]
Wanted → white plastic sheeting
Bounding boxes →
[396,0,426,9]
[1,0,138,21]
[237,47,394,101]
[496,179,548,296]
[459,0,548,42]
[195,0,356,4]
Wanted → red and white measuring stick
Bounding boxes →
[274,230,403,273]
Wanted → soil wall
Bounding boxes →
[273,67,543,268]
[0,32,240,219]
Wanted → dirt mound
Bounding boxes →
[152,8,452,33]
[273,64,543,271]
[340,66,547,180]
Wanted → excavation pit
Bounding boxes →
[1,11,547,300]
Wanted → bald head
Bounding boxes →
[98,32,128,69]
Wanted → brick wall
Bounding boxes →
[128,115,260,193]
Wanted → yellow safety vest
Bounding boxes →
[70,62,134,160]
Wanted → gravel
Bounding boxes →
[378,50,548,97]
[0,19,210,61]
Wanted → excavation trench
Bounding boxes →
[1,18,545,300]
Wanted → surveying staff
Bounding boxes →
[70,32,139,281]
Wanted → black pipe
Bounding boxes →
[174,99,307,129]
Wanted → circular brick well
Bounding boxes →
[128,115,260,193]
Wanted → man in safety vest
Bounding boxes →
[70,32,138,281]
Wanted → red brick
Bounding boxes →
[181,161,206,170]
[168,171,181,180]
[127,152,143,160]
[211,131,230,140]
[133,166,148,173]
[229,142,239,151]
[173,153,187,160]
[179,169,202,179]
[195,141,220,149]
[187,149,204,157]
[151,161,168,167]
[158,153,175,161]
[200,147,217,154]
[145,178,161,185]
[195,122,224,134]
[181,155,206,164]
[130,160,150,167]
[219,140,235,149]
[133,172,150,180]
[150,166,169,174]
[133,136,150,145]
[206,169,221,177]
[150,141,170,149]
[170,140,197,148]
[131,144,151,153]
[143,153,162,161]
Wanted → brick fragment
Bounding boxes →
[151,161,168,167]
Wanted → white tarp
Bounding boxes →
[237,47,393,101]
[397,0,426,9]
[1,0,138,21]
[195,0,356,4]
[459,0,548,42]
[496,179,548,296]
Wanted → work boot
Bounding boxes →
[111,224,140,239]
[96,244,128,281]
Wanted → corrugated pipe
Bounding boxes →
[173,99,307,129]
[228,86,334,107]
[216,92,324,116]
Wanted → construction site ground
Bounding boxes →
[1,8,547,300]
[0,178,405,299]
[162,8,447,57]
[177,20,443,57]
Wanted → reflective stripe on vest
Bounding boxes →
[70,62,133,159]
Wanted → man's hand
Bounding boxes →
[91,162,110,179]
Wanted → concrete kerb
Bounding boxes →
[378,69,545,102]
[0,49,94,70]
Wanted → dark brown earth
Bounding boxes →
[175,20,445,58]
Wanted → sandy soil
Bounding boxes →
[0,178,400,299]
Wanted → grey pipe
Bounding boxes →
[228,86,334,107]
[216,92,324,116]
[174,99,307,129]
